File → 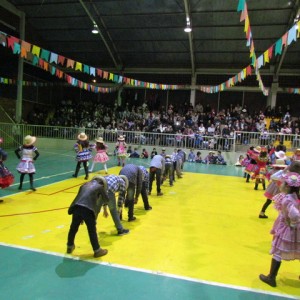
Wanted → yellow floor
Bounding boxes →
[1,167,300,297]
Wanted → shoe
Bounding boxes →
[84,175,89,180]
[259,213,268,219]
[157,192,163,196]
[128,216,136,222]
[145,206,152,210]
[117,228,130,235]
[72,174,77,178]
[66,245,75,254]
[259,274,276,287]
[170,184,173,186]
[18,186,22,190]
[94,248,108,258]
[148,192,151,195]
[30,187,36,191]
[0,199,3,203]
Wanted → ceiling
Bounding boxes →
[0,0,300,88]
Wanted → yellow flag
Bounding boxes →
[264,50,269,63]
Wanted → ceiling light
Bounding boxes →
[92,24,99,34]
[184,26,192,33]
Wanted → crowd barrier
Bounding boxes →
[0,123,298,153]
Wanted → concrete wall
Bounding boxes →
[37,138,241,165]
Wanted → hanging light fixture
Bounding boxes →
[92,24,99,34]
[184,17,192,33]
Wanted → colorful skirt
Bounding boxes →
[17,159,36,174]
[0,162,14,188]
[94,151,109,163]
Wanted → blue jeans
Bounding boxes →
[107,191,123,231]
[126,183,135,219]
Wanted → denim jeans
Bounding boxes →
[67,205,100,251]
[126,182,135,219]
[107,191,123,231]
[141,181,151,209]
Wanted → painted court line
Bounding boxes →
[0,242,297,300]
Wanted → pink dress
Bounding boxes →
[270,193,300,260]
[94,146,109,163]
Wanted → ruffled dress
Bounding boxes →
[0,148,14,188]
[74,142,93,162]
[94,148,109,163]
[16,146,38,174]
[270,193,300,260]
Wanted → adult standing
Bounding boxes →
[149,154,165,196]
[15,135,39,191]
[119,164,143,221]
[66,176,110,258]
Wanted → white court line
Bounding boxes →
[0,242,297,300]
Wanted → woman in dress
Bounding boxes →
[15,135,39,191]
[89,137,109,174]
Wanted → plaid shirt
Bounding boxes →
[105,175,126,207]
[119,164,143,198]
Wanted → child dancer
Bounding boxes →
[258,157,288,218]
[291,148,300,162]
[89,137,109,174]
[115,135,128,167]
[0,137,14,202]
[73,133,93,180]
[251,147,269,190]
[259,168,300,287]
[15,135,39,191]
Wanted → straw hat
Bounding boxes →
[95,137,104,143]
[275,150,287,160]
[253,146,261,153]
[24,135,36,146]
[271,159,286,168]
[118,135,125,141]
[77,132,88,141]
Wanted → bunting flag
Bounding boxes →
[0,16,299,95]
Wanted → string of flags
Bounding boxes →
[0,2,299,95]
[238,0,268,96]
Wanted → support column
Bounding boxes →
[267,82,278,109]
[117,86,123,106]
[16,11,25,123]
[190,76,196,108]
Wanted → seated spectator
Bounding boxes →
[188,149,196,162]
[140,148,149,159]
[215,151,227,165]
[127,145,133,155]
[195,151,202,163]
[235,155,244,166]
[275,141,286,152]
[129,148,140,158]
[203,151,216,164]
[150,147,157,159]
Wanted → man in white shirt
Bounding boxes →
[149,154,165,196]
